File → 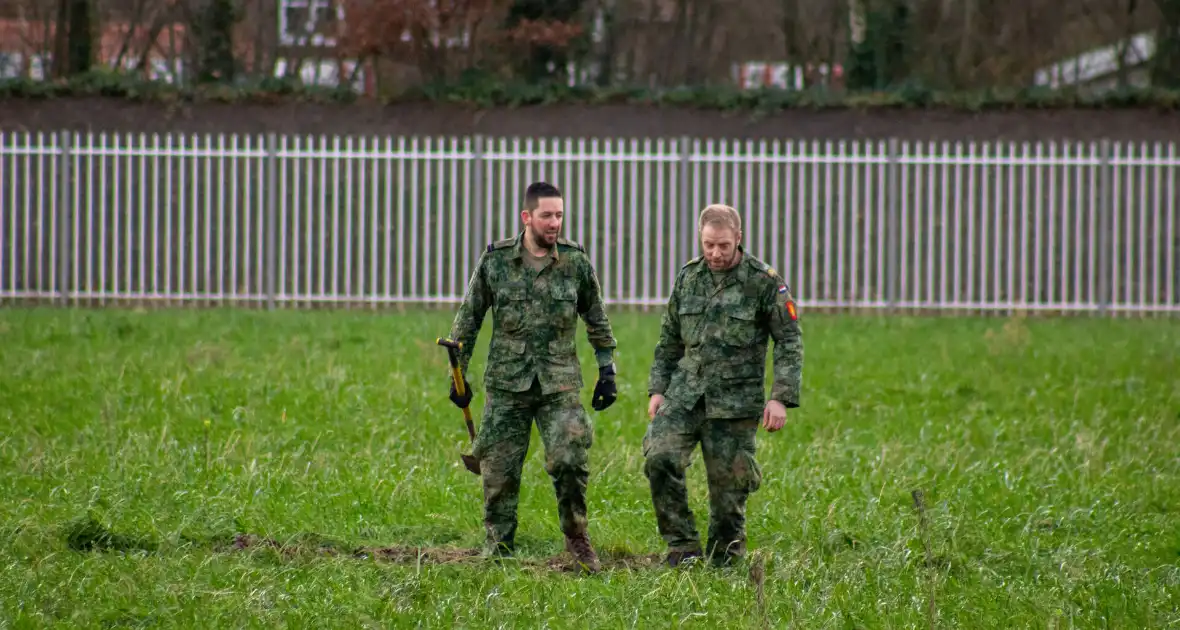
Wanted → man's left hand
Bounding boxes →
[762,400,787,432]
[591,364,617,411]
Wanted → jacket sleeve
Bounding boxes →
[648,268,686,396]
[761,278,803,407]
[449,253,493,375]
[576,254,617,369]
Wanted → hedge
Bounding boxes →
[2,71,1180,112]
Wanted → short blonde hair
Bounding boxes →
[698,204,742,234]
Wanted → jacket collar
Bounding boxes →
[510,230,560,261]
[692,246,748,284]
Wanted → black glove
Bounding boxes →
[591,364,617,411]
[449,377,473,409]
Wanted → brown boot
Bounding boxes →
[564,533,602,574]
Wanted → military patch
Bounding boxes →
[785,299,798,321]
[777,284,788,295]
[754,260,783,284]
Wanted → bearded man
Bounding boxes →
[643,203,804,568]
[447,181,619,574]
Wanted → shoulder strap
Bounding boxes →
[486,237,516,253]
[556,237,586,253]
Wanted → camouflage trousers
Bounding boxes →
[474,377,594,553]
[643,397,763,562]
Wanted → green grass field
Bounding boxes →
[1,306,1178,628]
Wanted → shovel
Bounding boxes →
[436,337,481,475]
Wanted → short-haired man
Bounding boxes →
[447,181,619,574]
[644,203,804,568]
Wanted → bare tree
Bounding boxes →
[51,0,95,77]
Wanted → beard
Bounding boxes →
[528,223,558,249]
[706,250,740,270]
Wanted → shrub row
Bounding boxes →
[3,71,1179,112]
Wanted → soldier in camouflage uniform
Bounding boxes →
[644,204,804,568]
[447,181,618,574]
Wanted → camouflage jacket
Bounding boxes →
[449,230,617,395]
[647,249,803,418]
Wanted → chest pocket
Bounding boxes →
[549,281,579,328]
[677,295,708,343]
[494,283,530,332]
[722,303,759,347]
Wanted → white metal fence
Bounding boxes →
[1,131,1178,314]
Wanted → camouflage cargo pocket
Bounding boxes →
[736,449,763,493]
[494,284,529,332]
[722,304,758,347]
[677,296,707,344]
[549,282,579,329]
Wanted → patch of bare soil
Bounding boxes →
[228,534,664,573]
[62,518,665,573]
[361,544,482,565]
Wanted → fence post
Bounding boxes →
[57,130,72,306]
[887,137,900,312]
[1097,139,1112,316]
[472,134,484,258]
[266,132,277,310]
[679,135,692,261]
[1173,142,1179,313]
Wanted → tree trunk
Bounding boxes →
[1115,0,1138,88]
[196,0,237,83]
[67,0,93,74]
[52,0,95,77]
[1152,0,1180,87]
[782,0,804,87]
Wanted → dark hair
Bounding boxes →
[524,181,562,211]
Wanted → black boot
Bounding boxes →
[664,548,703,568]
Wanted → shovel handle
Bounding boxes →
[436,338,467,392]
[453,369,476,440]
[437,337,476,441]
[461,406,476,441]
[448,364,468,397]
[436,338,462,362]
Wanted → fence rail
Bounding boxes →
[2,131,1178,314]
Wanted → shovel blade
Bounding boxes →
[462,454,481,475]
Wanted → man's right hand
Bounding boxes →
[450,377,473,409]
[647,394,665,420]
